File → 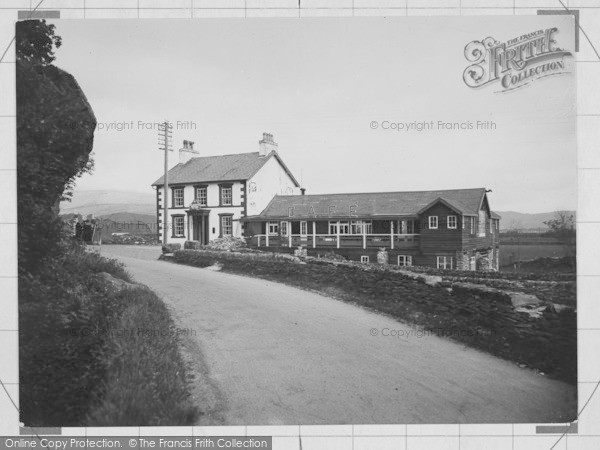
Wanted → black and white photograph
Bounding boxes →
[16,15,578,429]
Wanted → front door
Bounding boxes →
[192,216,209,245]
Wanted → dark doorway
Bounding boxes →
[192,214,209,245]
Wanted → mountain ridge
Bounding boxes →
[61,189,574,230]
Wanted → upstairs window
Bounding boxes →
[447,215,457,229]
[267,221,279,235]
[329,221,350,235]
[220,185,233,206]
[428,216,438,229]
[195,186,207,206]
[351,220,372,234]
[399,219,415,234]
[280,221,289,236]
[300,221,308,236]
[172,187,184,208]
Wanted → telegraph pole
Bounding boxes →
[158,121,173,245]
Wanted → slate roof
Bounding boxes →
[245,188,494,220]
[152,151,299,186]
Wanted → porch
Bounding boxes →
[245,233,419,250]
[243,218,420,250]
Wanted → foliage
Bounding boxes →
[16,20,62,65]
[20,242,198,426]
[318,251,347,262]
[17,20,96,273]
[17,22,197,427]
[162,243,182,253]
[19,242,131,425]
[85,288,198,426]
[206,235,247,251]
[543,211,576,262]
[544,211,576,237]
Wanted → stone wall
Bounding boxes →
[171,249,576,383]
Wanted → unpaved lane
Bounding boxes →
[100,245,576,425]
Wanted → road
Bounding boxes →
[100,245,576,425]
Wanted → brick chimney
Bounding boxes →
[258,132,278,156]
[179,139,199,164]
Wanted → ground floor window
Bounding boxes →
[398,255,413,267]
[300,221,308,236]
[172,215,185,237]
[437,256,453,269]
[220,215,233,236]
[268,221,279,235]
[361,255,370,263]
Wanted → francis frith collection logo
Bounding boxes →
[463,27,572,92]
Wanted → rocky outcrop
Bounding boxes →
[17,60,97,271]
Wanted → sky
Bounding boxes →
[50,16,576,213]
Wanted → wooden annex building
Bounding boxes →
[242,188,501,270]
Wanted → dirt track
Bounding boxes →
[100,245,576,425]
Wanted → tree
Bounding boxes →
[544,211,575,236]
[16,19,62,65]
[544,211,576,260]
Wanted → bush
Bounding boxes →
[20,243,125,425]
[184,240,202,250]
[162,243,182,254]
[206,235,247,251]
[19,241,198,426]
[318,251,347,262]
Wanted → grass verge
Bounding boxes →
[19,240,198,426]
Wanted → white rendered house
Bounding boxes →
[152,133,300,245]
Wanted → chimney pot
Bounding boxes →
[179,138,199,164]
[258,131,278,156]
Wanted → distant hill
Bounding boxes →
[98,212,156,225]
[59,190,573,232]
[495,210,576,231]
[60,189,155,217]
